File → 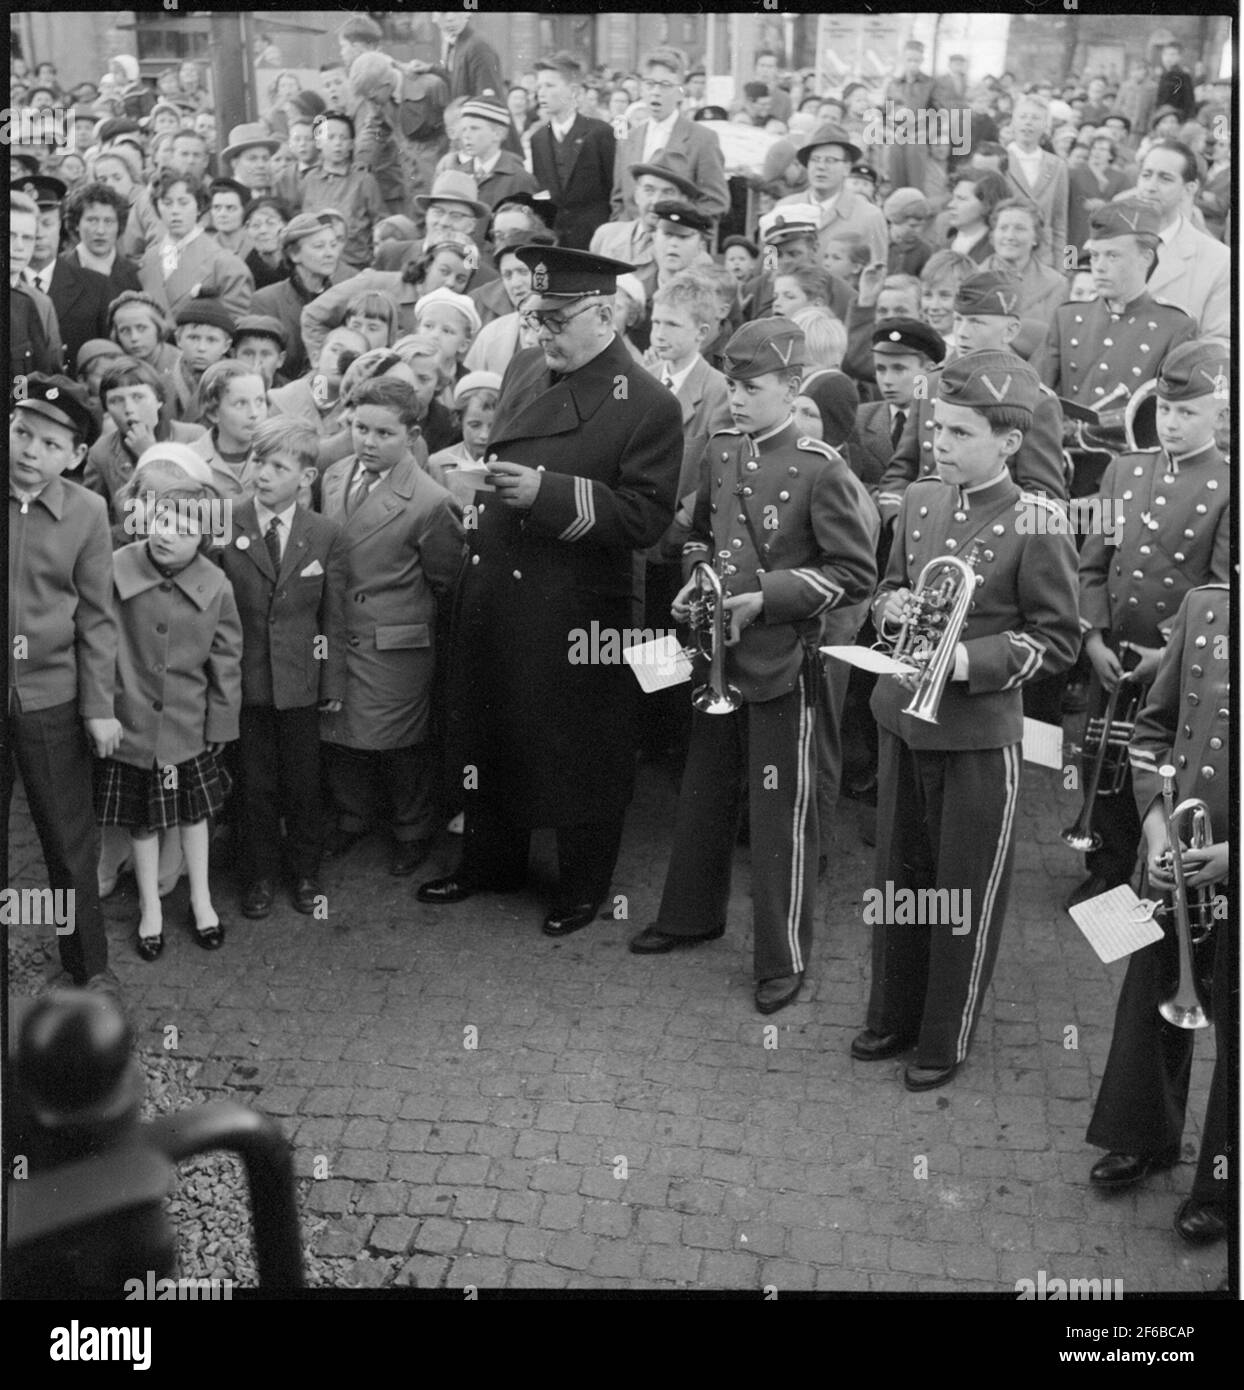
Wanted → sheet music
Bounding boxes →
[822,645,916,676]
[1022,718,1065,770]
[1069,884,1165,964]
[623,636,693,693]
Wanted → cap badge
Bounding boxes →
[1115,206,1140,231]
[888,330,901,342]
[46,386,59,400]
[979,372,1013,403]
[1201,367,1229,397]
[997,290,1017,315]
[531,263,549,293]
[770,338,795,367]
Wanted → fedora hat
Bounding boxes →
[411,169,490,220]
[221,122,281,164]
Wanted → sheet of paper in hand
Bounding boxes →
[623,636,693,694]
[1069,883,1165,964]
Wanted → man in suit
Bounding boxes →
[319,378,466,875]
[425,11,504,101]
[419,247,683,935]
[852,318,945,492]
[1155,41,1197,123]
[779,123,888,266]
[1003,95,1069,267]
[1131,140,1230,339]
[10,186,64,378]
[610,47,729,223]
[592,155,701,268]
[529,52,616,251]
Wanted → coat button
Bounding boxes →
[922,441,932,450]
[983,549,994,561]
[1139,545,1150,556]
[742,486,753,497]
[1209,736,1223,751]
[737,513,746,523]
[1173,552,1185,562]
[1195,504,1207,514]
[513,570,522,579]
[1177,755,1187,768]
[156,623,167,634]
[711,503,718,513]
[1182,725,1191,737]
[1163,577,1175,587]
[912,530,920,539]
[953,511,966,522]
[992,524,1004,536]
[919,507,928,517]
[788,467,798,476]
[732,538,743,549]
[1134,467,1144,476]
[1127,597,1139,606]
[1155,602,1166,612]
[152,700,162,711]
[746,460,759,472]
[1194,635,1207,648]
[1205,611,1215,623]
[1201,767,1215,780]
[1206,479,1218,490]
[945,538,957,550]
[1219,709,1229,719]
[1123,491,1133,500]
[779,491,790,502]
[1132,569,1144,579]
[471,554,480,564]
[1187,692,1200,705]
[1190,664,1203,677]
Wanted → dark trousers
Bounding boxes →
[639,561,690,759]
[2,698,108,983]
[1088,892,1235,1211]
[654,666,819,982]
[237,704,323,882]
[866,732,1021,1068]
[325,741,437,844]
[458,804,625,908]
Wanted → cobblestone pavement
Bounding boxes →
[7,754,1226,1295]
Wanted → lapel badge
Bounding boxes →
[235,535,250,550]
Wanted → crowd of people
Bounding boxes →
[5,15,1234,1259]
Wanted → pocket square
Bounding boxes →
[300,560,324,577]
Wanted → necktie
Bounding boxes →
[890,408,907,450]
[264,515,281,572]
[661,367,675,391]
[345,466,370,517]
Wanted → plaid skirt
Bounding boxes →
[95,751,233,830]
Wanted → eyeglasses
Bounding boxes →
[640,78,682,93]
[519,299,601,334]
[807,154,850,168]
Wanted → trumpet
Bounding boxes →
[685,552,742,715]
[1155,765,1214,1030]
[1061,674,1143,852]
[888,545,979,725]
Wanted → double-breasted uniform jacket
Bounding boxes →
[877,361,1068,520]
[1128,584,1229,834]
[1034,291,1196,407]
[110,542,242,768]
[872,473,1081,751]
[682,421,878,703]
[529,114,617,251]
[1078,443,1230,651]
[611,114,730,221]
[318,454,465,750]
[138,230,254,321]
[447,333,682,826]
[216,499,348,710]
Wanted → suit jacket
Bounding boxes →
[434,23,504,101]
[852,399,902,490]
[318,454,464,749]
[217,500,348,709]
[611,114,730,221]
[1145,217,1231,339]
[530,114,616,251]
[110,542,242,767]
[1004,151,1069,268]
[589,218,654,268]
[778,186,888,266]
[46,253,114,371]
[138,232,254,320]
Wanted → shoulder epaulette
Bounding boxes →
[1150,296,1195,318]
[1038,383,1057,399]
[796,436,840,461]
[1018,489,1067,519]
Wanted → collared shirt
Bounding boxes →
[641,109,680,163]
[472,149,502,180]
[300,164,387,269]
[1158,213,1184,246]
[1008,143,1044,189]
[551,112,576,142]
[9,481,49,509]
[662,356,697,396]
[253,499,297,560]
[159,224,204,278]
[25,262,54,294]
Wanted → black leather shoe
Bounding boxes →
[904,1062,959,1091]
[850,1028,915,1061]
[629,923,724,954]
[136,933,164,962]
[189,905,225,950]
[542,901,603,937]
[1089,1149,1180,1190]
[324,827,368,860]
[754,973,803,1015]
[241,878,274,919]
[1175,1199,1228,1245]
[292,877,320,915]
[389,839,431,877]
[1066,874,1116,911]
[417,875,475,904]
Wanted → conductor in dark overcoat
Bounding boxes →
[419,246,683,936]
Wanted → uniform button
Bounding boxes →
[1132,569,1143,579]
[1103,338,1113,347]
[788,466,798,476]
[1134,467,1144,476]
[1184,529,1195,539]
[1155,602,1166,612]
[992,524,1004,536]
[1182,725,1192,737]
[737,513,746,523]
[1132,367,1142,376]
[1173,552,1185,562]
[779,491,790,502]
[1218,709,1229,719]
[471,554,480,564]
[975,574,985,587]
[908,554,915,563]
[953,511,966,522]
[1163,577,1174,587]
[945,538,957,550]
[1194,635,1207,647]
[1099,364,1109,371]
[715,476,722,486]
[156,623,167,634]
[919,507,928,517]
[732,538,742,549]
[1123,491,1132,500]
[1163,474,1175,485]
[1206,479,1218,490]
[1094,386,1105,394]
[1190,664,1203,678]
[983,549,995,562]
[1154,496,1166,506]
[1139,545,1150,555]
[1074,316,1083,324]
[912,530,921,539]
[1127,596,1139,606]
[512,570,522,579]
[1069,338,1079,347]
[1177,755,1187,768]
[152,700,162,711]
[922,442,932,451]
[711,503,718,513]
[1068,362,1077,370]
[746,460,759,472]
[1205,610,1215,623]
[1187,692,1200,706]
[742,486,753,497]
[1209,736,1223,751]
[1195,504,1207,514]
[1201,767,1215,780]
[1140,344,1149,352]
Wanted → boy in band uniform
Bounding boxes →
[1068,339,1230,909]
[853,351,1080,1089]
[629,318,877,1016]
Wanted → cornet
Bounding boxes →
[886,544,980,725]
[685,551,742,715]
[1155,765,1214,1030]
[1061,674,1142,852]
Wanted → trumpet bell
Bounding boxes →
[1158,998,1210,1031]
[1061,827,1101,853]
[693,682,742,715]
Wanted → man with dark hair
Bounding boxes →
[529,53,616,250]
[10,189,64,377]
[1155,41,1197,122]
[1132,139,1230,338]
[610,48,728,222]
[421,10,504,101]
